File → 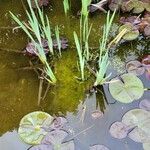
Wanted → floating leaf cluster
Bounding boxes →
[18,111,75,150]
[119,13,150,39]
[25,37,68,56]
[109,102,150,150]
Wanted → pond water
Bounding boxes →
[0,0,150,150]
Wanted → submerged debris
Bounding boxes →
[25,37,68,56]
[25,39,49,56]
[31,0,50,8]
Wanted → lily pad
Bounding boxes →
[143,143,150,150]
[29,140,75,150]
[109,73,144,103]
[109,122,129,139]
[119,23,139,41]
[60,140,75,150]
[126,60,145,76]
[91,110,104,119]
[26,39,49,56]
[50,117,68,130]
[139,99,150,111]
[42,130,68,145]
[122,109,150,128]
[90,144,110,150]
[29,145,53,150]
[18,111,53,145]
[128,127,150,143]
[132,1,145,14]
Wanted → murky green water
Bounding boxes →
[0,0,149,150]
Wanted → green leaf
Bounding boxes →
[119,23,139,41]
[18,111,53,145]
[109,73,144,103]
[143,143,150,150]
[122,109,150,129]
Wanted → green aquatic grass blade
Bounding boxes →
[94,11,116,86]
[10,12,34,41]
[74,31,85,81]
[63,0,70,15]
[55,25,61,57]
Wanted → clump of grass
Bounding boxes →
[55,25,62,57]
[10,0,54,55]
[74,31,85,81]
[63,0,70,15]
[74,0,92,81]
[10,0,56,84]
[94,10,116,86]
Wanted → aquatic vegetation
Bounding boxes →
[18,111,74,149]
[18,112,75,150]
[91,110,103,119]
[10,0,54,54]
[126,58,150,80]
[63,0,70,15]
[55,25,62,57]
[31,0,50,8]
[10,0,57,84]
[126,60,145,76]
[74,31,85,81]
[53,37,68,50]
[119,14,150,39]
[81,0,92,17]
[18,111,54,145]
[109,121,129,139]
[119,23,139,41]
[109,106,150,149]
[139,99,150,111]
[94,11,116,86]
[25,39,49,56]
[109,73,144,103]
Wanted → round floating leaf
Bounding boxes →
[109,73,144,103]
[50,117,68,130]
[139,99,150,111]
[109,122,129,139]
[90,144,110,150]
[29,144,53,150]
[132,1,145,14]
[122,109,150,128]
[18,111,53,145]
[144,25,150,37]
[91,110,104,119]
[121,1,135,12]
[119,23,139,41]
[128,127,150,143]
[42,130,68,145]
[126,60,145,76]
[143,143,150,150]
